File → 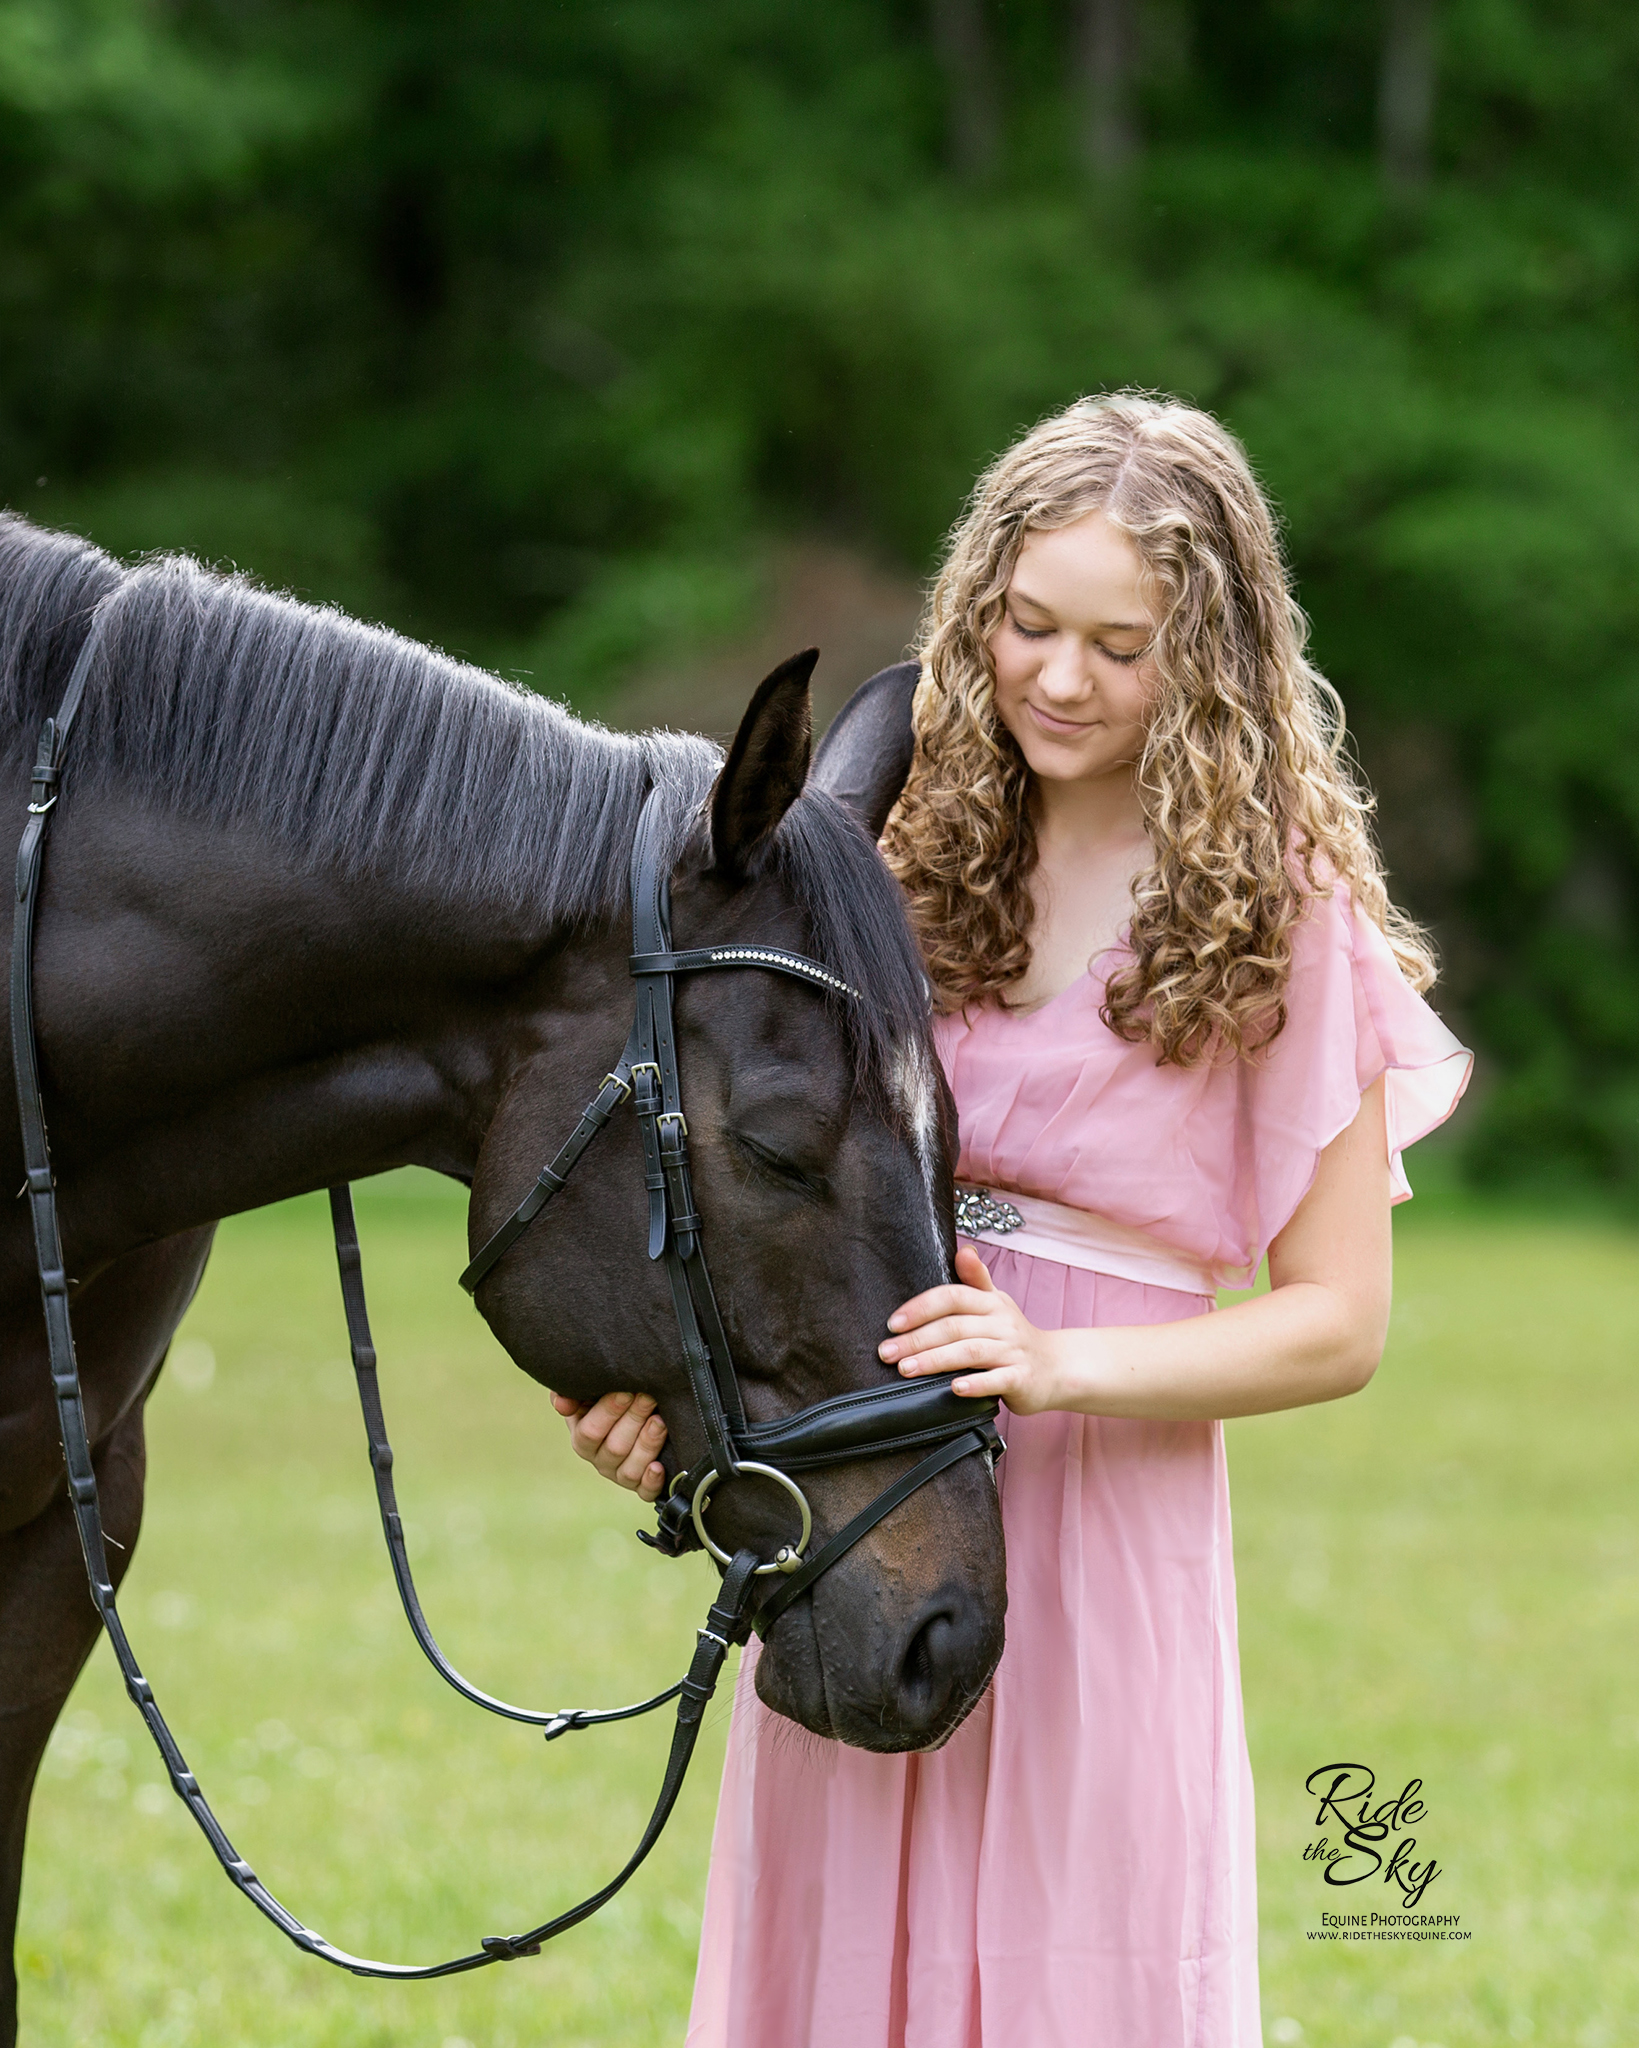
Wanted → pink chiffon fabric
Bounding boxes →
[687,887,1470,2048]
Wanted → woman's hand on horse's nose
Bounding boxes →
[548,1390,668,1501]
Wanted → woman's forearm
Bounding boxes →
[883,1081,1394,1424]
[1040,1278,1386,1422]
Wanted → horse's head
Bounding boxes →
[469,654,1005,1752]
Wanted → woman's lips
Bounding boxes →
[1027,701,1098,737]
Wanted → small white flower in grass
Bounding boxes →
[1271,2024,1303,2046]
[152,1590,193,1630]
[133,1783,167,1816]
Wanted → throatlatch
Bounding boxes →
[10,617,999,1980]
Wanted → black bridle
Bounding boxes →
[460,785,1002,1629]
[10,623,1000,1980]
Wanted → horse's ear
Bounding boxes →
[808,660,920,841]
[711,648,817,879]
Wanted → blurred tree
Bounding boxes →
[1077,0,1139,178]
[1379,0,1437,190]
[929,0,1001,179]
[3,0,1638,1195]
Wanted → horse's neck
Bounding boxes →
[28,788,621,1276]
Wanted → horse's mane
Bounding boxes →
[0,513,931,1090]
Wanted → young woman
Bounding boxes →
[556,393,1470,2046]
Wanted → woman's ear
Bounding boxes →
[710,649,816,879]
[808,661,919,840]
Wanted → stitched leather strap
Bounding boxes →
[737,1374,995,1472]
[754,1422,1002,1637]
[458,1048,638,1295]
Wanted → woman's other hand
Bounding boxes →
[549,1390,668,1501]
[879,1245,1068,1415]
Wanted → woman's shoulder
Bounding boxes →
[1280,876,1448,1041]
[1249,874,1471,1210]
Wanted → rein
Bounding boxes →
[9,623,1000,1978]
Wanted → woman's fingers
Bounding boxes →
[610,1407,667,1482]
[898,1336,1013,1376]
[882,1312,998,1364]
[565,1391,628,1460]
[592,1394,653,1466]
[954,1244,998,1291]
[950,1365,1020,1401]
[562,1391,669,1493]
[883,1284,1000,1344]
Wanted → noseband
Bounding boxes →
[9,625,1001,1983]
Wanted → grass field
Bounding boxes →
[15,1171,1639,2047]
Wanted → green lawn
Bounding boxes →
[16,1175,1639,2047]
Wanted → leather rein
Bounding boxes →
[10,622,1001,1979]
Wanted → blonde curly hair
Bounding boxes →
[880,392,1435,1063]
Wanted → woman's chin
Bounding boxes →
[1020,737,1127,785]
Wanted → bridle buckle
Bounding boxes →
[690,1461,813,1578]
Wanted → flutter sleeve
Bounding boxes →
[1236,884,1472,1276]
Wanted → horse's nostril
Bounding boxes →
[895,1608,957,1730]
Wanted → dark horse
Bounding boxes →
[0,515,1005,2037]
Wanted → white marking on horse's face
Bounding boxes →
[889,1040,948,1275]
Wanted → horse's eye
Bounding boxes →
[734,1134,826,1199]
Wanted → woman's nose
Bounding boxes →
[1037,636,1094,702]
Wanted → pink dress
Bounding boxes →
[687,886,1470,2048]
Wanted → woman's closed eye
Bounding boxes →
[1006,608,1149,664]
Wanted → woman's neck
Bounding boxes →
[1032,761,1150,864]
[1005,766,1152,1012]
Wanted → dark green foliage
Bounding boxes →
[3,0,1637,1190]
